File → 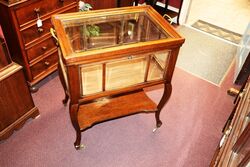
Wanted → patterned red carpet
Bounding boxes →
[0,67,236,167]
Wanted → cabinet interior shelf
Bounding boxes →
[78,90,157,130]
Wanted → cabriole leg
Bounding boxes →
[74,131,85,150]
[153,83,172,132]
[58,63,69,105]
[69,103,85,150]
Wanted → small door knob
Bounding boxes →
[34,8,40,14]
[38,28,44,33]
[44,61,50,66]
[42,46,47,50]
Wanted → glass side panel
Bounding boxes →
[80,64,103,95]
[58,49,69,91]
[106,56,147,90]
[62,12,171,52]
[147,50,170,81]
[79,50,170,95]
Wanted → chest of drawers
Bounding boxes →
[0,0,77,90]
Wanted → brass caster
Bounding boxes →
[34,115,41,119]
[153,127,158,133]
[153,121,162,132]
[227,88,239,97]
[75,144,86,150]
[63,100,68,106]
[30,86,39,93]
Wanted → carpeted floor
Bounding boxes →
[176,26,237,86]
[192,20,242,44]
[0,66,236,167]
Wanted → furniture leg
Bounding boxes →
[134,0,139,6]
[154,83,172,131]
[69,103,85,150]
[29,85,39,93]
[58,63,69,105]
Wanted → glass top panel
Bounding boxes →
[62,12,172,53]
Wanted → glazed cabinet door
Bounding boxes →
[79,49,171,96]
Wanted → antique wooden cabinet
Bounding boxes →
[0,0,78,91]
[210,77,250,166]
[0,32,39,140]
[51,5,184,149]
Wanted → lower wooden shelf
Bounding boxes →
[78,90,157,130]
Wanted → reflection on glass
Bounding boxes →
[59,50,69,90]
[148,50,170,81]
[79,50,170,95]
[80,64,103,95]
[106,56,147,90]
[63,12,171,52]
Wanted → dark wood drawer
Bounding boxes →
[20,6,76,46]
[30,50,58,79]
[26,36,56,63]
[14,0,76,27]
[20,17,53,46]
[0,0,77,86]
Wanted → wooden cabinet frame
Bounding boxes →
[52,5,184,149]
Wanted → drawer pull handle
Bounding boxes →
[59,0,64,2]
[38,28,44,33]
[34,8,40,14]
[42,46,47,50]
[44,61,50,66]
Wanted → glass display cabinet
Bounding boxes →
[51,5,185,149]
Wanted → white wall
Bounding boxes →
[179,0,192,25]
